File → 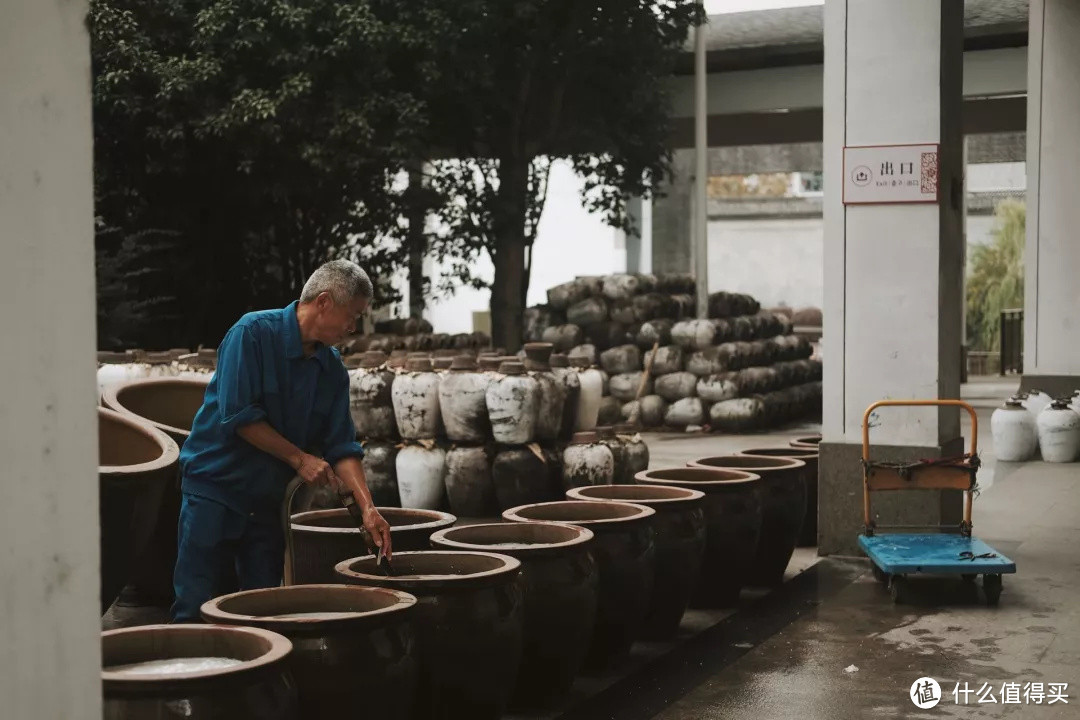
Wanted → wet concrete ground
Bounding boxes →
[107,379,1080,718]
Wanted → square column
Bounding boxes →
[1021,0,1080,398]
[0,0,101,714]
[819,0,965,555]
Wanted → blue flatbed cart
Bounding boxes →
[858,399,1016,606]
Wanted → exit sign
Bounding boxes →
[843,143,939,205]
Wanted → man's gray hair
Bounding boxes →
[300,260,374,304]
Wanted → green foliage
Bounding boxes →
[91,0,429,348]
[966,199,1025,351]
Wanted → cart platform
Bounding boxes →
[859,533,1016,575]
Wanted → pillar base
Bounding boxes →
[818,437,965,557]
[1019,374,1080,399]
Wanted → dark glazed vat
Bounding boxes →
[739,446,819,547]
[790,434,822,450]
[635,467,760,607]
[687,455,806,587]
[335,551,524,720]
[566,484,705,638]
[98,407,179,613]
[201,585,418,719]
[429,522,598,707]
[102,624,298,719]
[102,377,209,605]
[289,508,456,585]
[502,500,655,671]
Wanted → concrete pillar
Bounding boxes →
[1021,0,1080,397]
[820,0,965,556]
[0,0,101,715]
[651,149,694,274]
[625,195,645,273]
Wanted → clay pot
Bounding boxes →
[567,484,705,639]
[429,523,597,707]
[550,353,581,439]
[361,441,401,507]
[335,552,524,720]
[288,508,456,585]
[392,359,442,440]
[486,362,541,444]
[614,424,650,483]
[396,444,447,510]
[562,431,616,488]
[636,467,761,607]
[739,446,819,547]
[444,445,497,518]
[350,352,399,440]
[492,446,561,511]
[98,407,179,613]
[102,624,298,719]
[101,378,207,606]
[790,434,821,450]
[201,585,417,719]
[502,501,655,671]
[595,426,628,485]
[688,456,805,587]
[437,356,492,442]
[523,343,566,441]
[572,358,603,431]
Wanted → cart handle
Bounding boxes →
[861,399,978,462]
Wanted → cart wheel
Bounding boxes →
[889,575,906,604]
[961,573,977,584]
[871,563,889,584]
[983,574,1002,607]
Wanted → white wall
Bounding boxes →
[707,218,823,308]
[0,0,101,715]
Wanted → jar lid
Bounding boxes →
[595,426,615,439]
[613,423,638,434]
[407,352,430,359]
[432,357,453,370]
[361,351,388,368]
[478,357,502,371]
[570,431,598,444]
[569,356,591,369]
[550,353,569,368]
[499,361,526,376]
[406,358,433,372]
[450,356,478,371]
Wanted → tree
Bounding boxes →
[91,0,431,348]
[966,199,1025,351]
[415,0,704,351]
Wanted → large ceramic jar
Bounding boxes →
[595,426,628,485]
[550,353,581,439]
[567,484,705,639]
[391,358,442,440]
[430,522,597,708]
[1022,390,1052,417]
[503,500,655,672]
[444,444,497,518]
[98,407,179,614]
[523,343,566,442]
[1037,400,1080,463]
[991,398,1039,462]
[562,431,615,489]
[688,455,805,588]
[395,444,448,510]
[102,624,298,719]
[492,446,560,511]
[637,467,761,607]
[288,508,456,585]
[361,440,400,507]
[486,361,541,444]
[614,424,650,483]
[350,351,399,440]
[336,551,524,720]
[201,585,418,720]
[437,356,492,442]
[738,446,819,548]
[790,434,821,450]
[572,356,603,431]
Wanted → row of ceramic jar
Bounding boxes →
[96,349,215,392]
[360,427,650,516]
[101,440,818,720]
[991,391,1080,462]
[350,343,605,444]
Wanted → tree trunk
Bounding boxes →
[491,155,529,352]
[407,163,426,319]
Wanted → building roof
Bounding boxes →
[679,0,1028,73]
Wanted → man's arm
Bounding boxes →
[236,421,339,487]
[333,456,392,557]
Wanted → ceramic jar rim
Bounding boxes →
[566,483,706,506]
[98,406,181,476]
[333,550,522,587]
[501,500,656,526]
[290,507,457,534]
[635,467,761,488]
[200,584,417,631]
[688,455,806,472]
[429,521,595,554]
[100,377,210,441]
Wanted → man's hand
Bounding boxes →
[362,506,393,560]
[294,452,341,490]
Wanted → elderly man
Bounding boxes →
[171,259,391,622]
